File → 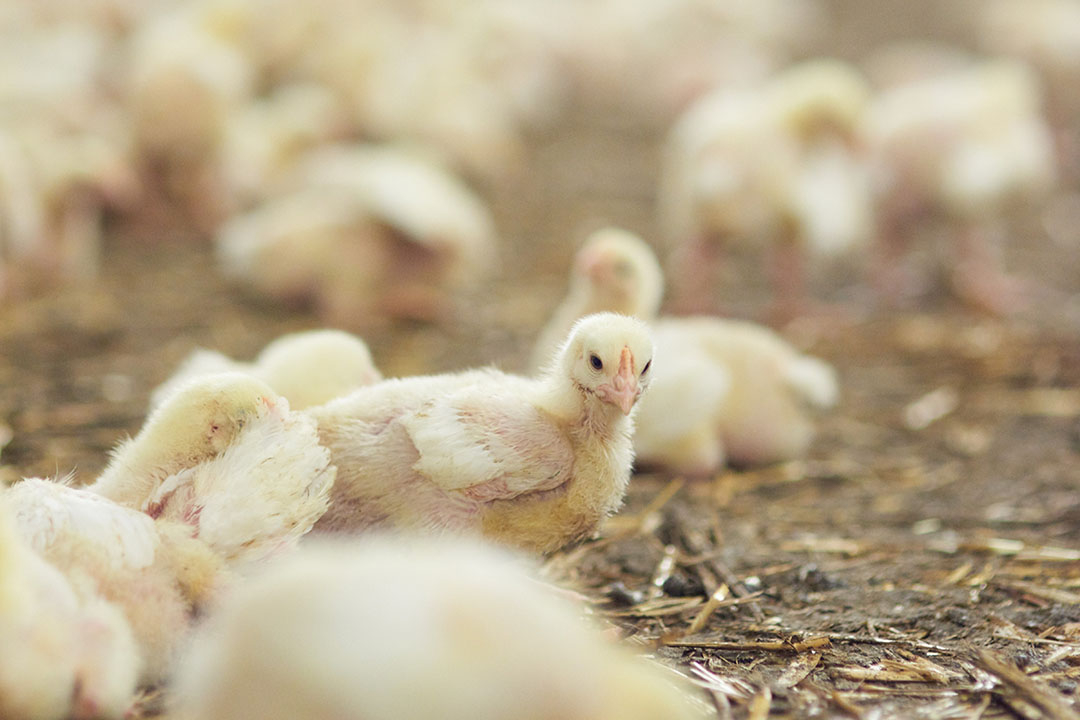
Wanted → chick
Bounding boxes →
[90,372,279,510]
[531,228,664,372]
[93,373,336,563]
[8,477,209,683]
[124,8,253,229]
[11,375,336,679]
[149,329,382,412]
[218,144,496,327]
[659,59,873,318]
[0,490,139,720]
[172,536,703,720]
[310,313,653,554]
[535,230,838,475]
[862,58,1057,313]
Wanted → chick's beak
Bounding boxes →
[598,346,639,415]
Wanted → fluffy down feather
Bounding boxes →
[0,490,139,720]
[310,313,654,554]
[172,536,704,720]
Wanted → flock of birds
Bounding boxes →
[4,0,1080,718]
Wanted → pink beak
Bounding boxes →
[598,346,639,415]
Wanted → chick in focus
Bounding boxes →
[217,144,496,328]
[535,230,838,475]
[310,313,653,554]
[149,329,382,412]
[0,490,139,720]
[172,536,703,720]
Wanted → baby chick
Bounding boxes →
[218,144,496,327]
[11,375,336,680]
[531,227,664,372]
[8,477,209,683]
[0,490,139,720]
[659,59,873,318]
[149,329,382,412]
[93,372,336,562]
[535,230,838,475]
[310,312,654,554]
[90,372,280,510]
[172,536,703,720]
[862,58,1057,313]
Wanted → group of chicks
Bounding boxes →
[0,222,840,719]
[4,0,1079,326]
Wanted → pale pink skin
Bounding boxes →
[595,347,640,415]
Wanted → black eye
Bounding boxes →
[641,360,651,375]
[589,354,603,371]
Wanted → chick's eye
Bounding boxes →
[589,354,603,371]
[641,360,651,376]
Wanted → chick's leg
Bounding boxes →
[949,222,1027,316]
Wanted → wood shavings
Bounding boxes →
[973,648,1080,720]
[775,652,822,689]
[903,386,959,430]
[665,635,831,653]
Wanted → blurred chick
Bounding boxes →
[535,230,838,475]
[124,7,254,230]
[149,329,382,412]
[978,0,1080,172]
[310,313,654,554]
[0,489,139,720]
[861,58,1057,313]
[172,536,703,720]
[218,144,496,327]
[531,227,664,371]
[659,59,872,319]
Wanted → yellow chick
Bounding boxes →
[149,329,382,412]
[90,373,280,510]
[531,227,664,372]
[310,313,653,554]
[535,230,838,475]
[172,536,704,720]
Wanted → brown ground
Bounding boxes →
[4,2,1080,718]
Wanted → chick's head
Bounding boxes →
[137,372,281,471]
[572,228,664,321]
[560,313,654,416]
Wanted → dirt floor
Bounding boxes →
[4,3,1080,719]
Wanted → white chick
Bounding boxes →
[149,329,382,412]
[531,227,664,372]
[124,8,253,228]
[862,58,1057,313]
[0,490,139,720]
[310,313,653,554]
[219,82,347,206]
[659,59,873,318]
[13,374,336,679]
[91,373,336,563]
[535,230,838,475]
[8,476,209,683]
[978,0,1080,172]
[219,144,496,326]
[172,536,703,720]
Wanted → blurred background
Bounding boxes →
[1,0,1079,480]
